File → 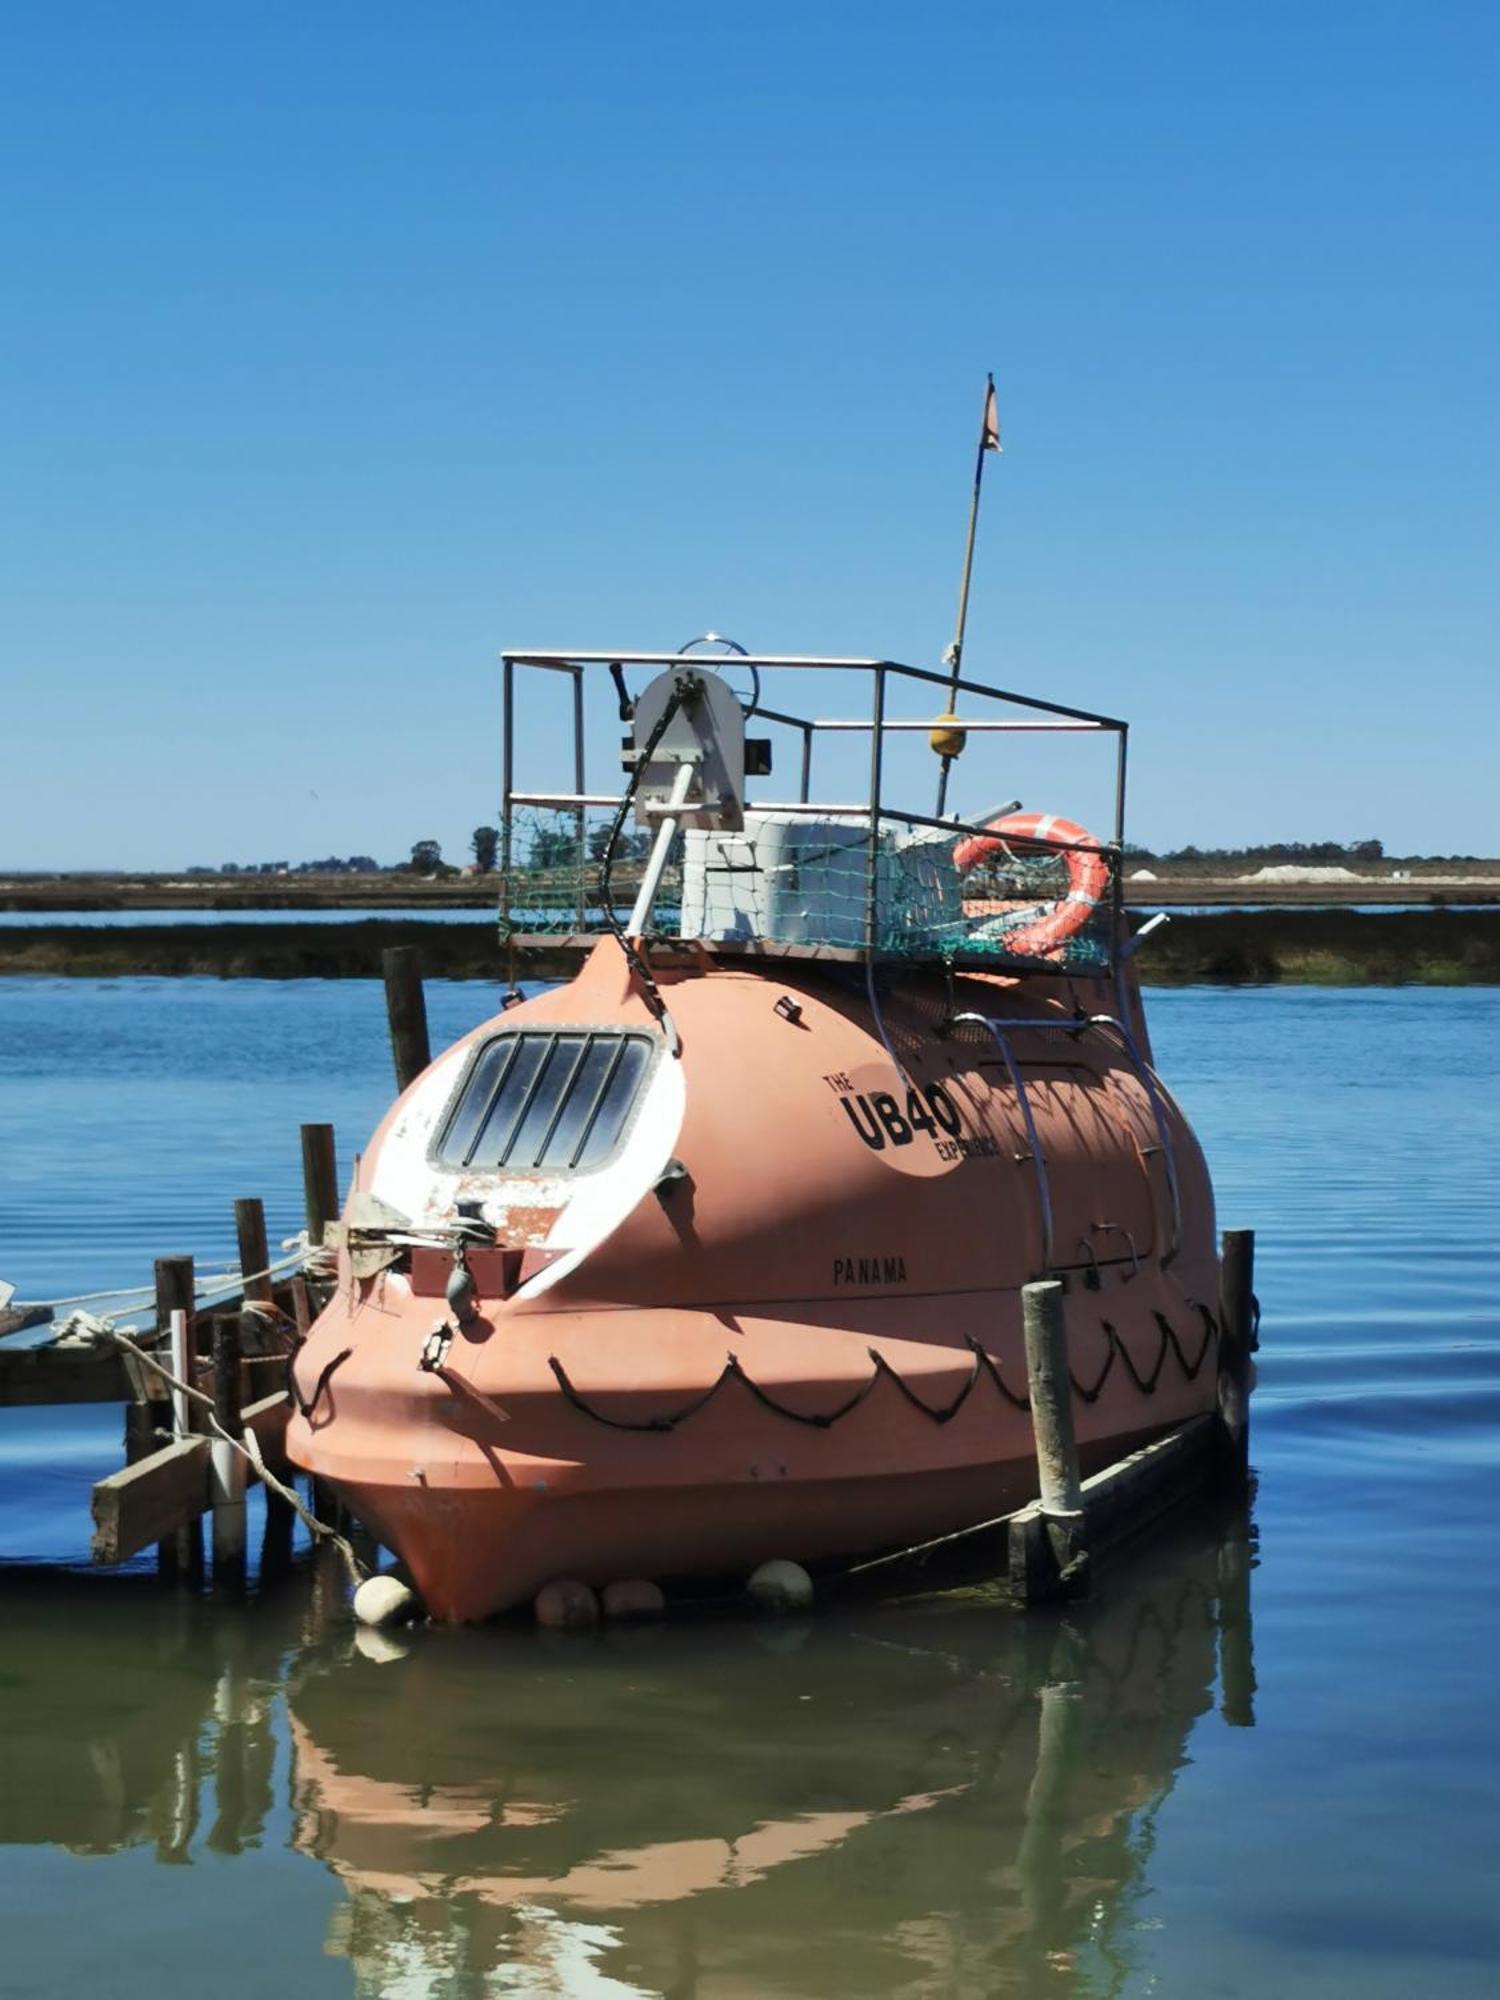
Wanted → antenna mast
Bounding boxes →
[933,374,1001,815]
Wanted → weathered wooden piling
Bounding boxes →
[259,1471,296,1581]
[382,944,431,1092]
[154,1255,195,1336]
[1009,1279,1088,1602]
[1217,1228,1256,1476]
[210,1316,247,1589]
[234,1198,272,1305]
[300,1124,339,1248]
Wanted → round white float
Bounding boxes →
[353,1573,419,1629]
[745,1558,814,1614]
[534,1577,601,1630]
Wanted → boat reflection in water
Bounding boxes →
[290,1509,1256,1998]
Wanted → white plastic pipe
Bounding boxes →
[627,762,695,935]
[169,1307,192,1440]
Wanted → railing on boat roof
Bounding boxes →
[499,648,1130,978]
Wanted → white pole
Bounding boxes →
[627,762,695,936]
[169,1307,192,1440]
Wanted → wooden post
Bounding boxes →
[300,1123,339,1247]
[155,1255,199,1580]
[155,1255,195,1336]
[234,1198,272,1305]
[1009,1279,1088,1600]
[210,1316,247,1589]
[1217,1228,1255,1478]
[382,945,431,1092]
[122,1397,171,1577]
[259,1466,296,1582]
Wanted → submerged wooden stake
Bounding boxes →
[382,945,432,1093]
[1010,1279,1088,1601]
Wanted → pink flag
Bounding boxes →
[982,377,1002,452]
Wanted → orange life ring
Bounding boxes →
[952,810,1110,957]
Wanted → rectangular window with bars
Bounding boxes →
[434,1030,656,1175]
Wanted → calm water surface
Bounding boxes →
[1,980,1497,1997]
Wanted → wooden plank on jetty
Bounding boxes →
[93,1437,209,1566]
[0,1345,136,1406]
[91,1391,290,1566]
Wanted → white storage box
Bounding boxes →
[679,810,962,950]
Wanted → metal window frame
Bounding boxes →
[430,1024,662,1179]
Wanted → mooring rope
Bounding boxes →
[103,1327,367,1588]
[13,1241,321,1318]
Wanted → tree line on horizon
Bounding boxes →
[190,823,653,880]
[1123,837,1387,865]
[183,832,1494,878]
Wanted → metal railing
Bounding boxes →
[500,650,1129,975]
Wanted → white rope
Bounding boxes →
[12,1281,157,1312]
[12,1240,320,1316]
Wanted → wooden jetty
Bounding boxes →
[1,944,1257,1613]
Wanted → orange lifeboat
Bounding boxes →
[286,645,1220,1622]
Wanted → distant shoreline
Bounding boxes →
[3,871,1500,913]
[3,911,1497,985]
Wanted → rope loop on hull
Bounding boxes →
[545,1306,1218,1435]
[287,1346,353,1425]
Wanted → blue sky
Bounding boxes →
[3,1,1496,869]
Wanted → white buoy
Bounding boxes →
[746,1558,814,1614]
[353,1573,419,1629]
[602,1578,666,1619]
[534,1577,600,1630]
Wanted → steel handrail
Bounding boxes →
[951,1012,1055,1275]
[950,1010,1184,1268]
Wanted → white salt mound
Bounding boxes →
[1240,865,1364,884]
[1128,868,1158,881]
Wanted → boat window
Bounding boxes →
[435,1031,655,1174]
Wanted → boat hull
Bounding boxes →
[287,951,1221,1620]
